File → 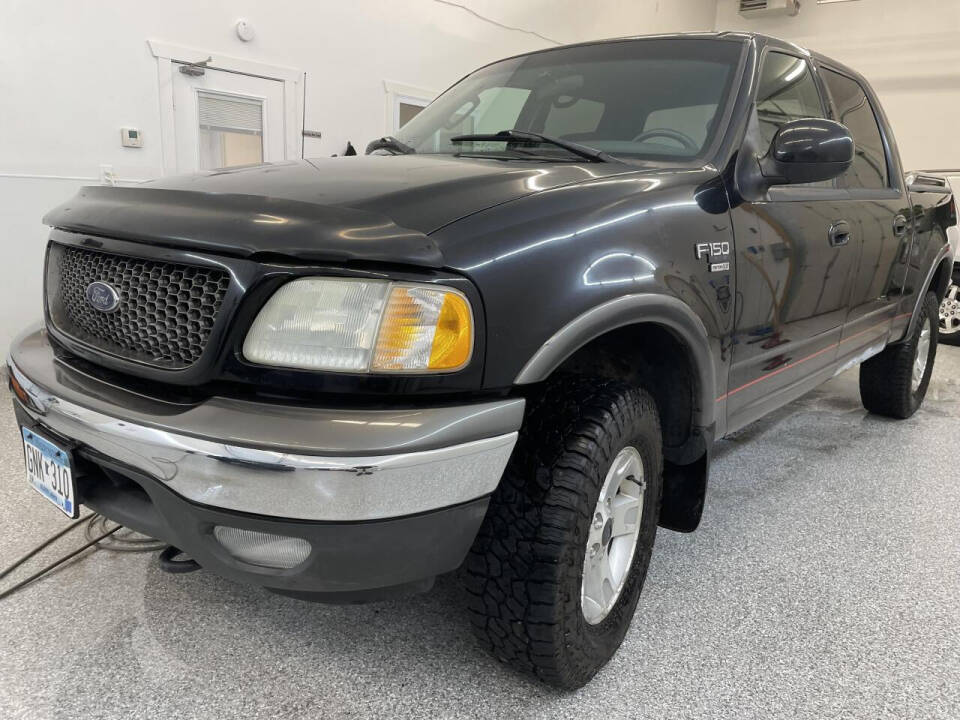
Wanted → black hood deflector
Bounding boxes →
[43,157,637,268]
[43,185,444,267]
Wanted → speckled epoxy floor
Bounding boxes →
[1,350,959,720]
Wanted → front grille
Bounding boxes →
[46,244,230,369]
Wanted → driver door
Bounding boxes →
[725,51,857,432]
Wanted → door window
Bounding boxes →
[197,91,264,170]
[755,52,826,150]
[820,69,889,189]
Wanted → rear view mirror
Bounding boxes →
[444,96,480,129]
[760,118,854,186]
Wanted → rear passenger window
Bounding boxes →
[755,53,826,150]
[821,69,889,189]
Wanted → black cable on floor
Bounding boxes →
[0,511,95,581]
[84,514,166,553]
[0,523,120,601]
[0,513,171,601]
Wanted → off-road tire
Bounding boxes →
[463,376,662,689]
[860,291,938,418]
[938,267,960,346]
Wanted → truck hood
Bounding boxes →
[43,156,633,268]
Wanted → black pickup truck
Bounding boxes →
[9,32,956,688]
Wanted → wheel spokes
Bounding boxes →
[912,319,931,391]
[599,557,616,608]
[581,551,616,622]
[610,494,641,537]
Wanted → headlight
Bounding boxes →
[243,277,474,373]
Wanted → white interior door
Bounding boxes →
[173,66,285,173]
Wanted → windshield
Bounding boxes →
[394,38,744,162]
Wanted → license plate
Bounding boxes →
[22,427,78,518]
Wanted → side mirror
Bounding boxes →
[760,118,854,186]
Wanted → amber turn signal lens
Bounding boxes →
[10,373,29,406]
[371,286,473,372]
[428,292,472,370]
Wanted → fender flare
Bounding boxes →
[513,293,717,430]
[903,242,951,341]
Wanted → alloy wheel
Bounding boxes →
[939,283,960,336]
[580,446,645,625]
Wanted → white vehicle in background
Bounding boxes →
[908,171,960,344]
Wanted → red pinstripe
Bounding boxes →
[716,312,913,402]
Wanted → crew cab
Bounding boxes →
[8,33,955,688]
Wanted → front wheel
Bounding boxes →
[463,377,662,689]
[860,291,938,418]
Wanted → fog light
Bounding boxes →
[213,526,311,569]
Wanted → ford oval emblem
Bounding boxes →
[85,281,121,313]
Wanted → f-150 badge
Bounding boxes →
[695,241,730,272]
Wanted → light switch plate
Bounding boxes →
[99,164,117,186]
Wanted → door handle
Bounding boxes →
[828,220,851,247]
[893,214,909,237]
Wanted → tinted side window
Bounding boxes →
[821,69,889,189]
[756,53,825,149]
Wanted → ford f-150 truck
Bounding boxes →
[9,33,956,688]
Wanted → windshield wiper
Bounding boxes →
[365,136,416,155]
[449,129,615,163]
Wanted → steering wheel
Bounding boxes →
[631,128,699,152]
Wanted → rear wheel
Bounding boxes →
[860,291,938,418]
[463,377,662,689]
[938,267,960,345]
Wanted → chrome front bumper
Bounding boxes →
[9,328,523,522]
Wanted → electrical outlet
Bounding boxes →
[99,164,117,186]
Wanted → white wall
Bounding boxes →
[715,0,960,172]
[0,0,717,355]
